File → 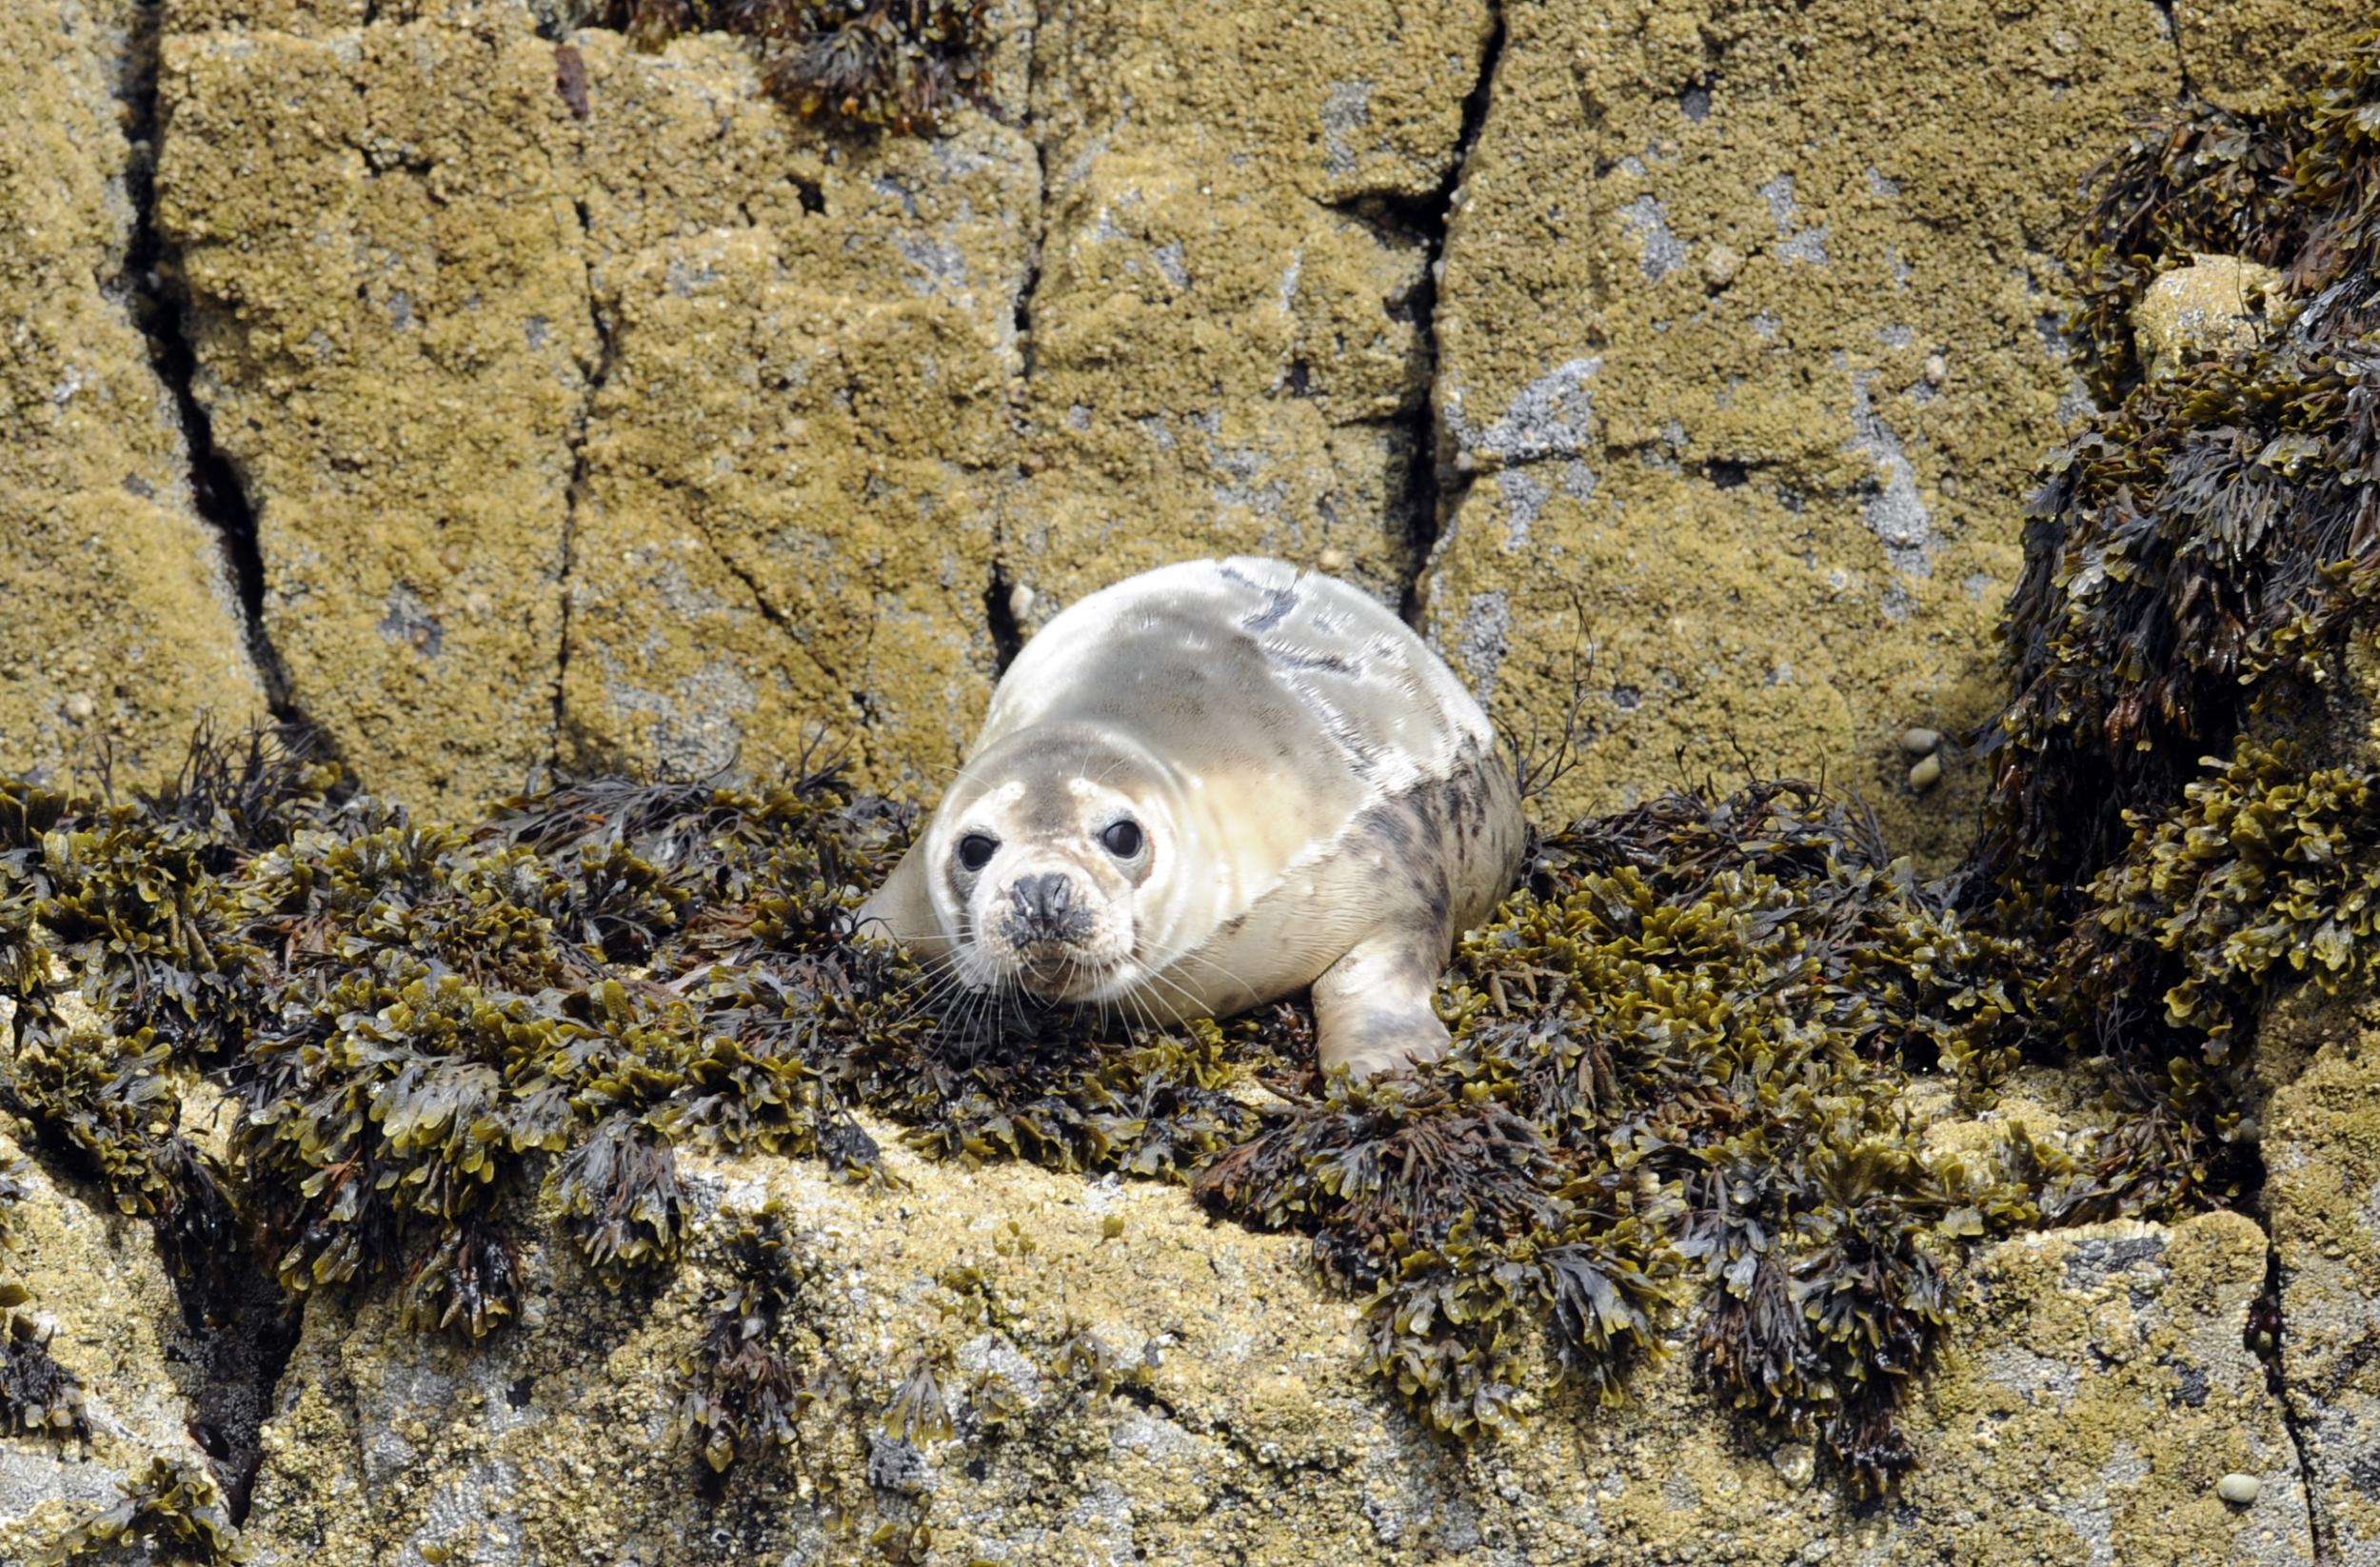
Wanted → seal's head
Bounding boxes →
[910,723,1195,1005]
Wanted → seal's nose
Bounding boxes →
[1008,872,1079,942]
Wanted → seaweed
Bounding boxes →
[1193,779,2047,1483]
[0,728,2052,1493]
[675,1207,838,1479]
[0,1299,86,1439]
[34,1457,247,1565]
[1986,35,2380,883]
[559,0,997,134]
[1971,33,2380,1222]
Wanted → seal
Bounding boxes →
[860,556,1525,1077]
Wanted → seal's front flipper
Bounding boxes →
[1311,930,1452,1079]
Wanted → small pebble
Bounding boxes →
[1900,726,1942,757]
[1702,244,1743,288]
[1318,546,1348,573]
[2217,1473,2261,1506]
[1908,752,1943,791]
[63,693,95,724]
[1007,582,1038,623]
[1924,353,1948,387]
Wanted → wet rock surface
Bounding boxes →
[1415,0,2180,863]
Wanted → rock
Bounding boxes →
[1416,0,2179,865]
[557,30,1037,791]
[156,10,1037,810]
[158,10,599,812]
[2258,985,2380,1564]
[0,0,268,790]
[1909,751,1944,790]
[2173,0,2377,113]
[235,1125,2315,1565]
[1011,0,1496,623]
[0,1119,223,1563]
[2132,255,2287,381]
[1902,725,1944,756]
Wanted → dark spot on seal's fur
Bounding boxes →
[1240,585,1300,634]
[1265,645,1357,676]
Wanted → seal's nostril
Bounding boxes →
[1010,872,1073,933]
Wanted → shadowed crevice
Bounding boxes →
[552,193,617,778]
[989,6,1051,664]
[983,564,1025,675]
[2257,1244,2340,1563]
[125,0,322,757]
[1390,0,1507,625]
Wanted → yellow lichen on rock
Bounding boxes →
[2259,986,2380,1562]
[1009,0,1497,619]
[2175,0,2379,112]
[158,10,599,811]
[0,0,268,789]
[230,1120,2315,1565]
[556,27,1038,792]
[0,1121,223,1564]
[1418,0,2178,864]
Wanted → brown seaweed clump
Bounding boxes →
[1988,35,2380,883]
[1200,783,2050,1485]
[559,0,995,133]
[0,723,2060,1498]
[33,1458,247,1566]
[1973,33,2380,1218]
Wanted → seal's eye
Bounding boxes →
[957,833,999,873]
[1101,820,1144,859]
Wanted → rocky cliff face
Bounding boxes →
[6,4,2380,1566]
[0,0,2263,844]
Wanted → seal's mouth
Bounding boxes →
[1011,942,1104,1000]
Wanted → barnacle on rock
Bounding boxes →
[560,0,996,133]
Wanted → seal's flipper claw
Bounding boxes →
[1312,932,1452,1080]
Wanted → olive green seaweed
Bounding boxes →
[33,1457,248,1566]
